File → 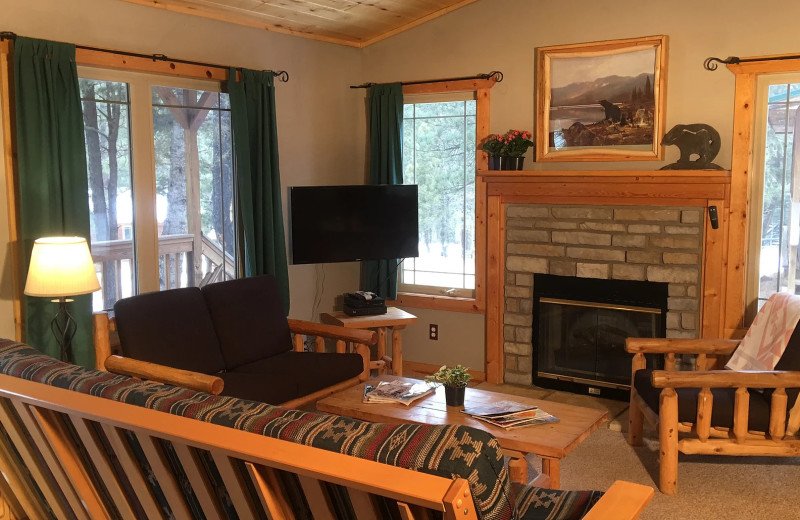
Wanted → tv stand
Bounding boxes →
[321,307,417,376]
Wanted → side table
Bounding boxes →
[321,307,417,376]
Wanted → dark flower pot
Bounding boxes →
[487,155,501,171]
[444,385,466,407]
[500,156,525,171]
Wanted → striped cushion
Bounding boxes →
[512,482,603,520]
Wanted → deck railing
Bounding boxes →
[90,234,236,308]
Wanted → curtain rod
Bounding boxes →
[350,71,503,89]
[704,54,800,71]
[0,31,289,82]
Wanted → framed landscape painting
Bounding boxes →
[536,35,668,162]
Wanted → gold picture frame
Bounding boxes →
[536,35,668,162]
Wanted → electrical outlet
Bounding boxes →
[429,324,438,341]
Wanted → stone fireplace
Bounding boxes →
[502,203,704,388]
[479,170,730,385]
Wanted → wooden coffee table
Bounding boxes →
[317,376,608,488]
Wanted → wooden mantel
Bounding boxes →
[479,169,733,383]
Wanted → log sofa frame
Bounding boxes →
[626,337,800,495]
[0,367,653,520]
[93,310,376,409]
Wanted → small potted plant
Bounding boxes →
[479,134,506,170]
[500,130,534,170]
[425,364,473,407]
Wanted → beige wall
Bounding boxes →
[0,0,366,331]
[362,0,800,370]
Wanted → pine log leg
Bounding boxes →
[391,326,405,376]
[629,354,646,446]
[507,456,528,484]
[541,458,560,489]
[659,388,679,495]
[376,328,388,375]
[628,388,644,446]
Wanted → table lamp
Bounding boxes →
[24,237,100,362]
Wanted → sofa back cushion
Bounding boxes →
[201,275,292,369]
[114,287,225,374]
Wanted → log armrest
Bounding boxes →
[104,355,224,395]
[582,480,654,520]
[288,319,377,345]
[651,369,800,389]
[626,338,740,355]
[288,319,376,382]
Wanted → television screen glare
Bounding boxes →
[289,185,419,264]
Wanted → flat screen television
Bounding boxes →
[289,184,419,264]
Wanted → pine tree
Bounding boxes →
[644,76,653,101]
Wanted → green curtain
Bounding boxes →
[14,37,93,366]
[364,83,404,299]
[227,68,290,314]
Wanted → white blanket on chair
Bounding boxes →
[725,293,800,371]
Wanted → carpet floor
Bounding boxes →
[475,382,800,520]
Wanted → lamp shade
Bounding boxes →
[24,237,101,298]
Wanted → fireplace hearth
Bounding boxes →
[532,274,667,400]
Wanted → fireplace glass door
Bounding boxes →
[536,298,662,388]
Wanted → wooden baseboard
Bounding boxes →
[403,361,485,383]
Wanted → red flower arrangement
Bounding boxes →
[480,130,534,157]
[501,129,534,157]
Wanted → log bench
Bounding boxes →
[93,275,377,409]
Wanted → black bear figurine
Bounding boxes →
[660,124,723,170]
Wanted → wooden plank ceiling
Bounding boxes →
[118,0,481,47]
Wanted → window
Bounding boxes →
[399,94,477,298]
[748,73,800,314]
[79,69,236,311]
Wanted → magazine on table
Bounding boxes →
[363,380,435,406]
[462,400,559,430]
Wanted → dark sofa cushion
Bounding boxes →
[202,276,291,370]
[217,371,301,404]
[114,287,225,374]
[235,351,364,398]
[633,369,774,431]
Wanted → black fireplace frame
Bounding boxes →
[531,274,668,401]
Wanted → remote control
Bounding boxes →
[709,205,719,229]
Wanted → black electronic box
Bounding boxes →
[343,291,387,316]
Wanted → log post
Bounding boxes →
[659,388,679,495]
[696,388,712,442]
[628,353,646,446]
[733,387,749,443]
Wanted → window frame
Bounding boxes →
[78,65,231,297]
[745,71,800,321]
[399,91,477,300]
[389,81,493,314]
[725,55,800,337]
